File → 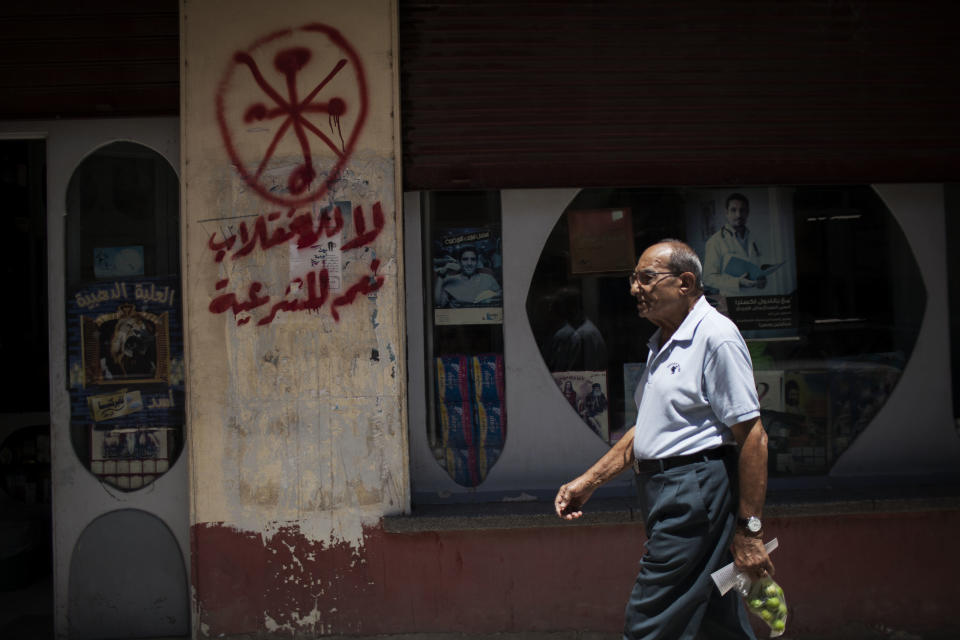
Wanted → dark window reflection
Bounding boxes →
[526,186,924,475]
[65,142,179,289]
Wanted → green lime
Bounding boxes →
[763,583,779,598]
[749,598,764,610]
[765,597,781,610]
[772,619,786,631]
[759,609,773,621]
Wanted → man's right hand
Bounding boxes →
[732,531,775,578]
[554,426,636,520]
[554,476,596,520]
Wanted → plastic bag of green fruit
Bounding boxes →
[710,538,786,637]
[738,575,788,637]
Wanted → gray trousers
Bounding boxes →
[623,451,756,640]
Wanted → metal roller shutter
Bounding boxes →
[399,0,960,189]
[0,0,179,119]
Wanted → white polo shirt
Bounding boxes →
[632,295,760,461]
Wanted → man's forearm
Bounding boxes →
[730,417,775,576]
[581,426,636,488]
[736,418,768,520]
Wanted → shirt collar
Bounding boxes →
[647,295,710,355]
[723,224,750,240]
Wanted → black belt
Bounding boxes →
[633,446,733,474]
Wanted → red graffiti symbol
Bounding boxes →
[216,24,369,207]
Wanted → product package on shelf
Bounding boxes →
[471,353,506,450]
[437,400,475,451]
[471,353,506,403]
[436,354,471,403]
[475,400,505,449]
[443,445,482,487]
[434,353,507,487]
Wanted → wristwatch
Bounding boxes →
[737,515,763,536]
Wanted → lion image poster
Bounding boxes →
[82,304,169,385]
[67,276,185,432]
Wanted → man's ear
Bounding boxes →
[679,272,696,293]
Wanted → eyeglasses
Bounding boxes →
[629,270,678,286]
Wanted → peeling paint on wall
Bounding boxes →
[216,325,405,548]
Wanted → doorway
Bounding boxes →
[0,138,53,637]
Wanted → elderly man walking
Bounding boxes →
[555,240,773,639]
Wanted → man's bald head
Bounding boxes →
[631,240,704,329]
[652,239,704,293]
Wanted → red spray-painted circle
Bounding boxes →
[215,23,369,207]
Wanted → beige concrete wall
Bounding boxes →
[181,0,406,551]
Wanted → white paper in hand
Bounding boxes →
[711,538,779,595]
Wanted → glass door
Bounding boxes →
[0,118,189,640]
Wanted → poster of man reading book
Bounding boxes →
[687,188,798,338]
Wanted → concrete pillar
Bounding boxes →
[181,1,407,635]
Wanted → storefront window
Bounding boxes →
[422,191,505,487]
[64,142,184,491]
[407,185,936,502]
[526,186,925,476]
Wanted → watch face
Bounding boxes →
[747,516,762,532]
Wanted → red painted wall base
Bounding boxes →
[192,510,960,638]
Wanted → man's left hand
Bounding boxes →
[731,531,775,578]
